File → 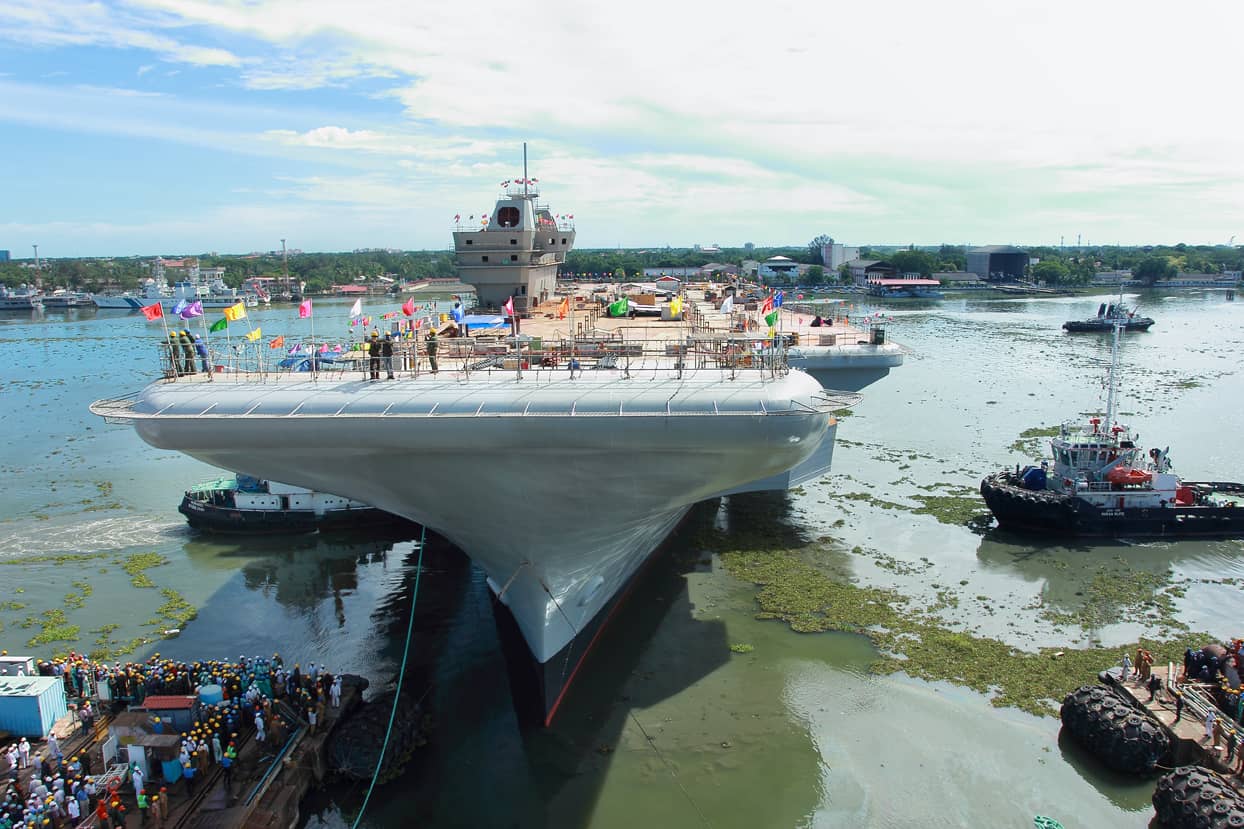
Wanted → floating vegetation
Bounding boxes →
[841,492,907,511]
[1009,426,1061,456]
[910,494,992,527]
[729,643,755,654]
[0,552,109,567]
[63,592,86,610]
[1040,567,1187,633]
[0,601,27,611]
[156,588,197,627]
[121,552,169,588]
[830,408,854,418]
[26,608,81,649]
[722,545,1212,717]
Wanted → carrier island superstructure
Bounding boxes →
[92,176,899,723]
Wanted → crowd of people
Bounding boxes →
[1,652,347,827]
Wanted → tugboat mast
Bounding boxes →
[1104,285,1124,429]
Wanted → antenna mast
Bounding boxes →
[523,142,528,197]
[1104,287,1123,429]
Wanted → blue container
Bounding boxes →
[161,759,183,782]
[199,684,223,706]
[0,676,69,737]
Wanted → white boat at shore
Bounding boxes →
[0,285,44,311]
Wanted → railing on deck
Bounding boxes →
[149,329,796,385]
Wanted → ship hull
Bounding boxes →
[980,473,1244,538]
[1062,319,1154,332]
[113,370,836,719]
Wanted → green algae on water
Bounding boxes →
[121,552,169,588]
[722,545,1213,717]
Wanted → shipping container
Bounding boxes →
[0,675,68,737]
[0,656,36,677]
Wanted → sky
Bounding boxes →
[1,0,1242,258]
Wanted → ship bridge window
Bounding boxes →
[510,254,518,262]
[561,238,567,245]
[465,239,473,245]
[510,238,517,245]
[482,255,489,262]
[497,206,520,228]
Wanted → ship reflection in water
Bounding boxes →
[167,497,739,827]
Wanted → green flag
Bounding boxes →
[764,310,779,328]
[608,297,630,317]
[209,317,228,333]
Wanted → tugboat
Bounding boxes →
[1062,296,1154,332]
[179,474,413,534]
[981,318,1244,537]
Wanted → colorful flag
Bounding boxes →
[245,327,262,342]
[269,335,285,349]
[502,297,514,317]
[319,343,329,353]
[760,295,774,315]
[454,214,460,222]
[764,310,779,328]
[669,296,683,317]
[288,343,303,354]
[719,294,735,314]
[607,297,629,317]
[557,296,569,320]
[223,302,247,322]
[774,290,784,308]
[401,297,415,317]
[172,299,188,317]
[298,299,313,318]
[209,317,228,333]
[362,316,371,326]
[332,344,343,353]
[180,300,203,319]
[141,302,164,321]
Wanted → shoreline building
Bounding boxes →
[452,181,575,310]
[966,245,1029,282]
[820,239,859,272]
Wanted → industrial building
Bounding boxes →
[966,245,1029,282]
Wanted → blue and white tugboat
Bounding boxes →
[981,319,1244,537]
[1062,297,1154,332]
[179,474,412,534]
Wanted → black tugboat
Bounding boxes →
[982,318,1244,537]
[1062,295,1154,332]
[179,474,413,534]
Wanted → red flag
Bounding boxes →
[141,302,163,321]
[298,299,312,318]
[401,297,415,317]
[502,297,514,317]
[454,214,460,221]
[269,335,285,349]
[760,295,774,314]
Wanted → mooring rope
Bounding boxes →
[351,523,427,829]
[542,578,713,828]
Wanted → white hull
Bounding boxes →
[91,294,145,310]
[106,369,836,665]
[787,342,904,391]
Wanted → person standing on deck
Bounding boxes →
[330,675,341,708]
[1206,709,1218,745]
[426,327,439,374]
[1120,652,1132,683]
[367,332,382,381]
[177,331,196,376]
[47,731,60,761]
[17,738,29,769]
[254,711,265,743]
[382,333,395,379]
[131,763,144,799]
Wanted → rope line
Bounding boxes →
[541,577,712,827]
[351,524,427,829]
[626,710,713,827]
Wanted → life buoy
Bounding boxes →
[1106,467,1152,486]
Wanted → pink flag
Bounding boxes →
[298,299,313,318]
[401,297,415,317]
[319,343,329,353]
[332,344,343,352]
[502,297,514,317]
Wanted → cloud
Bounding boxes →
[4,0,1244,249]
[137,64,155,76]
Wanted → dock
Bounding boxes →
[1112,665,1244,779]
[1,662,374,829]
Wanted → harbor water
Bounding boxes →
[1,291,1242,827]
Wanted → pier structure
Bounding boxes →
[1113,664,1244,782]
